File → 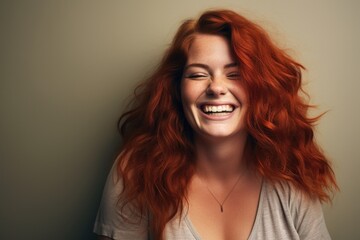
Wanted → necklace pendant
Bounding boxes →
[220,205,223,212]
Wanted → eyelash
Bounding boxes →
[185,72,240,80]
[187,73,209,79]
[227,72,240,79]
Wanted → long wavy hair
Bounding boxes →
[116,9,337,239]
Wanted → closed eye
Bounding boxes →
[227,72,240,80]
[185,73,210,80]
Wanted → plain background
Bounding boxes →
[1,0,359,239]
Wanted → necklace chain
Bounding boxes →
[200,171,245,213]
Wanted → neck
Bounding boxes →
[194,132,248,181]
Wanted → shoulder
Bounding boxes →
[258,180,331,240]
[265,180,305,209]
[93,156,148,240]
[265,180,322,220]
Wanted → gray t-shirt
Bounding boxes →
[94,163,331,240]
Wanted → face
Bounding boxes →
[181,34,248,140]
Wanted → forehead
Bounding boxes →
[187,34,236,64]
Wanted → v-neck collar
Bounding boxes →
[184,179,265,240]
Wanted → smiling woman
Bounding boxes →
[94,9,337,240]
[181,34,248,140]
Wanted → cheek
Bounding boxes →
[180,84,192,120]
[231,84,248,105]
[181,81,198,107]
[180,82,188,107]
[180,81,202,126]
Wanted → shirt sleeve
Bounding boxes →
[288,184,332,240]
[93,159,149,240]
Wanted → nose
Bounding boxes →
[206,76,228,96]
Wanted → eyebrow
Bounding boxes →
[184,62,238,71]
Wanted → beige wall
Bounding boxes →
[1,1,359,239]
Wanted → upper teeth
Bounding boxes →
[203,105,234,113]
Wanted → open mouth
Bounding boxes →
[201,104,235,115]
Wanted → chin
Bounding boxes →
[197,127,245,140]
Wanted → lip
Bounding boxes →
[197,102,238,121]
[198,101,239,108]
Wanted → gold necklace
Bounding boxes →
[200,172,245,213]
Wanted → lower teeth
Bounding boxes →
[206,112,231,115]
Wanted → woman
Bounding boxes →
[94,9,337,240]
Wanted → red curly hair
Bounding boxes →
[116,9,337,239]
